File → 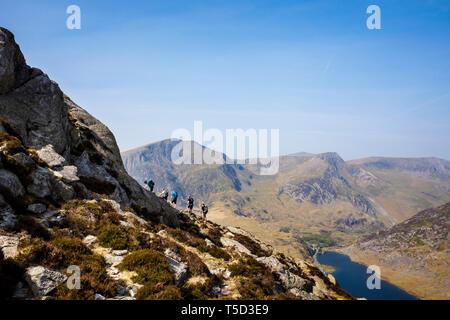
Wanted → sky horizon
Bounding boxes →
[1,0,449,161]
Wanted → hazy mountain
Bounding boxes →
[122,140,450,259]
[338,202,450,300]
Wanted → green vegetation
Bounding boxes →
[17,236,116,299]
[301,231,337,247]
[232,234,270,257]
[229,255,276,299]
[97,224,138,251]
[197,244,231,261]
[119,249,173,286]
[119,249,183,299]
[181,278,214,300]
[0,132,25,155]
[14,216,51,240]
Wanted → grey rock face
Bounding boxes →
[11,152,35,169]
[24,266,67,297]
[0,26,179,229]
[37,144,67,168]
[165,255,188,286]
[27,167,53,198]
[0,28,32,94]
[0,169,25,198]
[257,256,313,293]
[220,237,255,257]
[51,165,79,183]
[27,203,47,214]
[0,234,20,258]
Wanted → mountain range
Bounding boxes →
[122,139,450,259]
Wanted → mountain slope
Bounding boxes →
[338,202,450,300]
[122,140,450,260]
[0,27,349,300]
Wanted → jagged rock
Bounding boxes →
[0,28,33,94]
[104,250,125,266]
[51,166,79,183]
[164,248,182,261]
[289,288,320,300]
[24,266,67,297]
[0,234,20,258]
[220,237,255,257]
[165,255,188,286]
[27,167,53,198]
[0,169,25,198]
[227,226,273,255]
[94,293,106,300]
[27,203,47,214]
[82,235,97,248]
[51,179,75,202]
[112,250,128,256]
[11,152,35,169]
[129,283,144,297]
[0,27,179,229]
[36,144,67,168]
[257,256,313,292]
[0,195,16,230]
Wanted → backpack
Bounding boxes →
[202,205,208,214]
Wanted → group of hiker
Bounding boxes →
[143,179,209,221]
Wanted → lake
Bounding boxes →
[317,251,419,300]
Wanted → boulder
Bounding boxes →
[257,256,313,292]
[51,165,79,183]
[165,255,188,286]
[220,237,255,257]
[0,234,20,258]
[36,144,67,168]
[11,152,35,170]
[27,167,53,198]
[82,235,98,248]
[0,169,25,198]
[24,266,67,297]
[51,179,75,202]
[27,203,47,214]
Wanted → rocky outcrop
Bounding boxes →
[0,26,178,228]
[338,202,450,300]
[24,266,67,298]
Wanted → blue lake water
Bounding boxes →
[317,251,419,300]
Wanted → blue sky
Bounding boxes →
[1,0,449,160]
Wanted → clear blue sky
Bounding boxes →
[1,0,449,160]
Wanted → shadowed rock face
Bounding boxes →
[0,27,178,227]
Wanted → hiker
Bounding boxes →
[171,191,178,206]
[147,179,155,192]
[159,188,169,200]
[143,180,150,191]
[187,195,194,214]
[201,202,208,221]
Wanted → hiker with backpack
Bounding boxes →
[147,179,155,192]
[201,202,208,221]
[171,191,178,207]
[187,195,194,214]
[159,188,169,200]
